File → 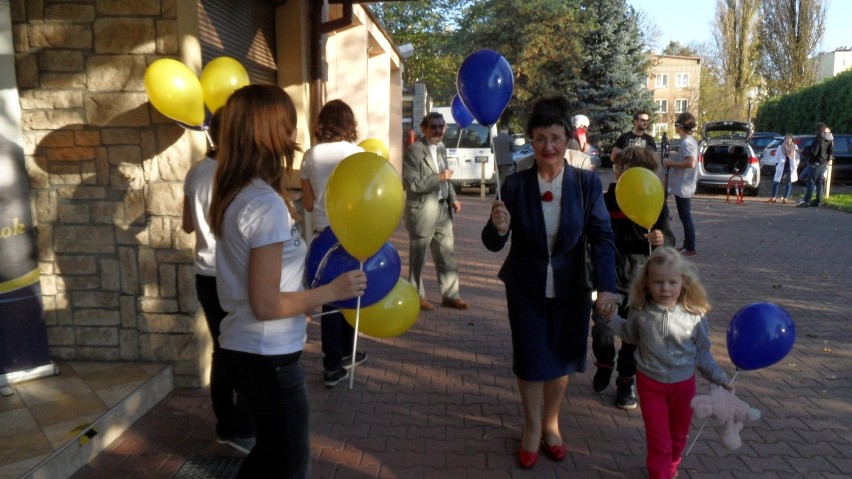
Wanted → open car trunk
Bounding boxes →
[701,144,752,175]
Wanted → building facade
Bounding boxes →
[817,47,852,82]
[8,0,402,387]
[647,54,701,138]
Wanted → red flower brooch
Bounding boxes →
[541,191,554,202]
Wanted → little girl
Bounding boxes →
[607,246,731,479]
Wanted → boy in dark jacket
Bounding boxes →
[592,145,676,409]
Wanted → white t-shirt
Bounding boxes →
[183,157,217,276]
[299,141,364,229]
[668,136,699,198]
[216,179,308,355]
[538,168,564,299]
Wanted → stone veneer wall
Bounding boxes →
[11,0,208,387]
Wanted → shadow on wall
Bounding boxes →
[30,109,209,379]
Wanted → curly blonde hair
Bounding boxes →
[628,246,710,315]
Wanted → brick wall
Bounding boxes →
[12,0,208,387]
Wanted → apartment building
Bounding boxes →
[647,54,702,138]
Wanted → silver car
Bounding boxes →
[696,121,761,195]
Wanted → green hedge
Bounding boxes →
[755,70,852,134]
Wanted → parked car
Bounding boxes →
[747,131,781,157]
[696,121,761,195]
[510,143,600,171]
[829,134,852,183]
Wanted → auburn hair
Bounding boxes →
[209,85,301,237]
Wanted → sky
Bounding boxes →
[627,0,850,54]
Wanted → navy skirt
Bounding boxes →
[505,289,592,381]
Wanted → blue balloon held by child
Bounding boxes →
[726,302,796,371]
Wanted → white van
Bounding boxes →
[432,107,497,192]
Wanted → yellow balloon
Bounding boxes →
[326,152,404,260]
[341,279,420,338]
[200,57,250,113]
[358,138,390,159]
[615,167,665,229]
[143,58,205,126]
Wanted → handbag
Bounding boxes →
[577,171,595,290]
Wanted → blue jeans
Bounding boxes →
[195,275,253,439]
[320,304,355,372]
[221,349,310,479]
[803,164,828,205]
[674,195,695,251]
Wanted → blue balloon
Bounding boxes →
[451,94,474,129]
[456,49,514,126]
[727,302,796,371]
[305,227,339,286]
[310,241,401,309]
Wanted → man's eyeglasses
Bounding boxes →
[428,123,446,130]
[636,117,650,122]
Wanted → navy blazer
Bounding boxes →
[482,163,617,299]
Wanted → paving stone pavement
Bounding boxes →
[72,171,851,479]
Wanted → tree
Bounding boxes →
[369,1,472,104]
[662,41,698,57]
[757,0,826,95]
[573,0,655,149]
[711,0,761,120]
[454,0,585,130]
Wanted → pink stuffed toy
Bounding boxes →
[690,385,761,450]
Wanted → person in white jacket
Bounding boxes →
[767,134,798,204]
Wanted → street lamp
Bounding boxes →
[746,89,756,123]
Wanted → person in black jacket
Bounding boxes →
[798,123,834,208]
[591,146,675,410]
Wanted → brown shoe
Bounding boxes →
[441,298,469,310]
[419,298,434,311]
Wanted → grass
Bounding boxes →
[825,193,852,212]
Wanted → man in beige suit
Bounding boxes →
[402,112,468,311]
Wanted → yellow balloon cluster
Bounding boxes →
[615,167,665,229]
[325,152,404,261]
[143,56,250,127]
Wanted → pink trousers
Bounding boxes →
[636,372,696,479]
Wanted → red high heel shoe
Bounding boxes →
[541,442,566,461]
[517,448,539,469]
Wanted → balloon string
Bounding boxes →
[647,228,652,256]
[203,127,214,150]
[685,368,741,456]
[348,262,364,390]
[311,309,339,318]
[491,128,501,201]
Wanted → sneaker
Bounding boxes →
[323,368,349,388]
[615,382,638,410]
[797,202,810,208]
[342,351,367,369]
[592,366,613,392]
[217,436,256,455]
[810,201,820,207]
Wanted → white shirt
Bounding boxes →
[668,136,699,198]
[216,179,308,355]
[183,157,217,276]
[538,168,564,298]
[300,141,364,229]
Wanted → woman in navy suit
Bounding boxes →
[482,100,618,469]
